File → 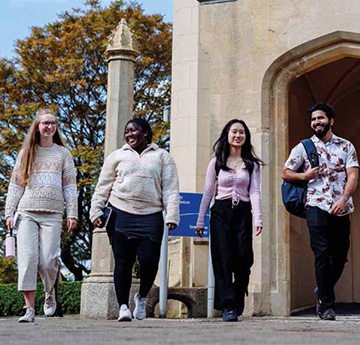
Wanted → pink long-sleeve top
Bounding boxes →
[196,157,263,228]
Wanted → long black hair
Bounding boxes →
[213,119,264,175]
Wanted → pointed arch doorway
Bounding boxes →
[262,31,360,315]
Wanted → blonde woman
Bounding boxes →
[5,108,78,322]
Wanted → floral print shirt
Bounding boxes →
[285,134,359,215]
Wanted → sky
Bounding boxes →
[0,0,173,59]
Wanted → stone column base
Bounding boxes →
[80,279,118,320]
[80,278,141,320]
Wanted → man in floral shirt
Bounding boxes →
[282,103,359,321]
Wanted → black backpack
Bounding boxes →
[281,139,319,218]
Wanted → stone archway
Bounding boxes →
[262,31,360,316]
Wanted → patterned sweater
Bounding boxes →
[90,143,180,225]
[5,144,78,219]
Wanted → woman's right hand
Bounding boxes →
[6,216,14,230]
[93,217,102,228]
[196,227,204,238]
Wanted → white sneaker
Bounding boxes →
[44,288,57,316]
[18,307,35,323]
[133,292,147,320]
[118,304,132,322]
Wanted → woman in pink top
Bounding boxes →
[196,119,263,322]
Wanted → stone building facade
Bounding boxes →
[169,0,360,316]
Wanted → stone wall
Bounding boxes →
[171,0,360,316]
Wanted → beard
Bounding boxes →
[312,123,331,138]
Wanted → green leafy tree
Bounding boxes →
[0,257,17,284]
[0,0,172,280]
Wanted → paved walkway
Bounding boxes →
[1,315,360,345]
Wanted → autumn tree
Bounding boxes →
[0,0,172,280]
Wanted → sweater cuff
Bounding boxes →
[196,220,204,229]
[165,215,179,226]
[90,211,103,224]
[66,203,78,219]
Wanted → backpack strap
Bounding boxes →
[300,139,319,168]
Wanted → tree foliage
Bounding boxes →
[0,0,172,280]
[0,258,17,284]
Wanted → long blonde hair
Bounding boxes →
[20,108,66,186]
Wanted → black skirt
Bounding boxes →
[107,204,164,244]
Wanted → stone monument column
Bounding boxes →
[80,19,139,319]
[171,0,211,291]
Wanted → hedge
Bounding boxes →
[0,281,82,317]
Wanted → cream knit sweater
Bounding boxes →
[90,143,180,225]
[5,144,78,219]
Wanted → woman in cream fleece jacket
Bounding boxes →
[90,117,180,322]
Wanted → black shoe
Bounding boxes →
[314,287,321,316]
[222,308,238,322]
[319,308,336,321]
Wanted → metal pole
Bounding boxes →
[207,228,215,318]
[159,220,169,318]
[207,195,215,318]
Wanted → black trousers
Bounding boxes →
[306,206,350,311]
[210,199,253,315]
[111,231,161,306]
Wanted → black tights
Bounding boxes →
[112,231,161,306]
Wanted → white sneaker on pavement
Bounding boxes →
[18,307,35,323]
[133,292,147,320]
[44,288,57,316]
[118,304,132,322]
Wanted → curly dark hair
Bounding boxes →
[123,117,153,144]
[306,102,335,121]
[213,119,264,176]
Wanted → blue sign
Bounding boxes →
[170,192,210,238]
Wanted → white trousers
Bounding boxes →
[17,211,62,292]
